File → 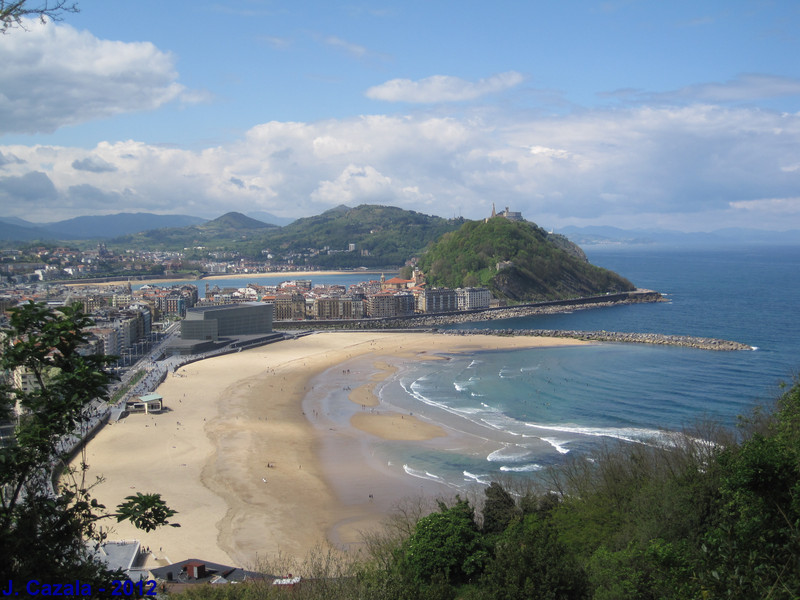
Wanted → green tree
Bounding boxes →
[0,301,178,585]
[484,513,587,600]
[481,481,518,536]
[699,381,800,599]
[395,498,487,590]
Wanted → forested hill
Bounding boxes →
[262,204,465,268]
[418,218,635,302]
[105,205,465,268]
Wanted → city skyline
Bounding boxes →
[1,0,799,232]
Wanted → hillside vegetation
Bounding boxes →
[264,204,464,268]
[419,218,634,301]
[108,205,464,267]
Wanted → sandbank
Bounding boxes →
[77,331,587,568]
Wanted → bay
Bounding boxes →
[366,244,800,491]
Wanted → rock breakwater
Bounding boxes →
[441,328,752,351]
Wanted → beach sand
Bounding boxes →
[76,332,587,568]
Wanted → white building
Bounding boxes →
[456,287,492,311]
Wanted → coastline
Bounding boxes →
[77,331,588,567]
[64,270,383,288]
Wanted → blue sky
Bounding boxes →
[1,0,799,231]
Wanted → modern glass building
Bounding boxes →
[181,302,273,341]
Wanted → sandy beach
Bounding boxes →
[77,331,587,568]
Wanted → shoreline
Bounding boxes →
[76,331,587,567]
[63,270,384,287]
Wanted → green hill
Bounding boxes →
[105,204,464,267]
[418,218,635,301]
[264,204,465,268]
[199,212,273,231]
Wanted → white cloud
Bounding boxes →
[324,35,368,58]
[729,197,800,213]
[1,104,799,229]
[0,19,189,135]
[366,71,525,103]
[613,74,800,106]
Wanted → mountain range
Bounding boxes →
[0,210,291,242]
[1,211,796,247]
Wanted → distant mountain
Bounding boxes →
[246,211,295,227]
[0,216,38,228]
[0,220,64,242]
[558,225,800,247]
[42,213,207,239]
[0,213,207,241]
[199,212,273,231]
[419,218,635,302]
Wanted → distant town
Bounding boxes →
[0,249,495,367]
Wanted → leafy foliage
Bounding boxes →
[481,481,519,536]
[0,301,177,584]
[484,513,588,600]
[418,218,635,301]
[394,498,487,590]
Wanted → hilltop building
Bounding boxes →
[489,203,524,222]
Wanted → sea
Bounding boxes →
[331,244,800,492]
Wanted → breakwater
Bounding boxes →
[441,328,753,351]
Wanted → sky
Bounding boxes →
[1,0,799,232]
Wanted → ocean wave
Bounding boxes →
[406,379,490,419]
[526,422,666,445]
[500,464,543,472]
[480,416,524,435]
[453,382,469,392]
[463,471,491,486]
[487,445,534,463]
[403,464,444,483]
[541,437,570,454]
